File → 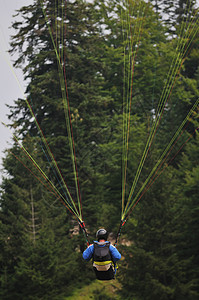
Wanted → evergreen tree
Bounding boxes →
[119,165,187,300]
[170,131,199,299]
[0,137,86,299]
[1,1,108,297]
[8,0,124,232]
[1,0,198,298]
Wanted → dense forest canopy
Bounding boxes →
[0,0,198,299]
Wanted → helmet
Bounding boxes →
[96,228,108,241]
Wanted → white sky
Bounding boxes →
[0,0,33,178]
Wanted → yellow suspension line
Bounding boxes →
[122,5,199,218]
[123,98,199,219]
[40,0,82,220]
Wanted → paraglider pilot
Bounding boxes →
[83,228,121,280]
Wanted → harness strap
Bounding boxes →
[93,260,112,266]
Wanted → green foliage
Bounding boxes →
[0,0,199,299]
[66,279,122,300]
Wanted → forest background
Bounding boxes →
[0,0,198,299]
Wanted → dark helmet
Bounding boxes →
[96,228,108,241]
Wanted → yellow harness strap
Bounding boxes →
[93,260,112,266]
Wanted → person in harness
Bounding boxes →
[83,228,121,280]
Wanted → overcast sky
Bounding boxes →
[0,0,33,178]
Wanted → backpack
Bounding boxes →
[92,241,115,280]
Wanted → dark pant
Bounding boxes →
[93,266,115,281]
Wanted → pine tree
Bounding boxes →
[0,136,88,299]
[8,0,123,233]
[169,130,199,299]
[1,1,110,297]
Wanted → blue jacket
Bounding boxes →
[83,241,121,263]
